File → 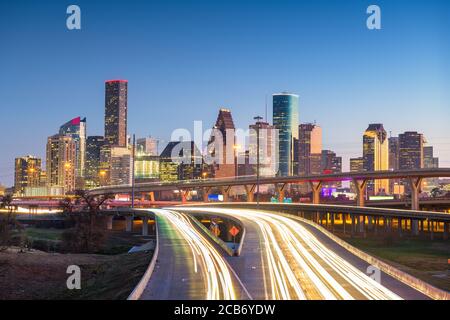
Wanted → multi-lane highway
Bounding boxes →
[140,209,246,300]
[167,207,430,300]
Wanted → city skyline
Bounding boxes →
[1,0,449,186]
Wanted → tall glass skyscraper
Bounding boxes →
[273,93,299,176]
[59,116,86,180]
[105,80,128,147]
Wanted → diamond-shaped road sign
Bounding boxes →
[229,226,240,237]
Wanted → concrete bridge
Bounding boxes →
[88,168,450,211]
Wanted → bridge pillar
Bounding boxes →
[142,216,149,236]
[202,187,211,202]
[244,185,256,202]
[409,177,423,211]
[309,181,323,204]
[411,219,419,236]
[443,223,449,240]
[398,218,402,237]
[352,179,368,207]
[221,186,232,202]
[180,189,190,203]
[351,215,355,237]
[359,215,365,235]
[126,216,133,232]
[276,183,287,203]
[106,215,113,230]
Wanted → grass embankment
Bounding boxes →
[1,222,155,300]
[343,236,450,292]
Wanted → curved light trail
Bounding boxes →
[174,207,403,300]
[152,209,237,300]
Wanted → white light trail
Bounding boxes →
[152,209,236,300]
[174,207,403,300]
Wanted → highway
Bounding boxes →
[140,209,242,300]
[173,207,430,300]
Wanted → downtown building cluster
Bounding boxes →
[11,85,440,198]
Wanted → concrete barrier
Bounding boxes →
[282,212,450,300]
[189,215,235,256]
[127,212,159,300]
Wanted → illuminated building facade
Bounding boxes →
[14,155,42,194]
[160,141,203,182]
[46,134,76,194]
[273,93,299,176]
[399,131,424,170]
[248,120,278,177]
[298,123,322,176]
[105,80,128,147]
[207,109,236,178]
[59,117,86,182]
[363,124,389,195]
[85,136,105,189]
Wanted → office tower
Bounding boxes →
[207,109,236,178]
[321,150,342,189]
[388,136,401,194]
[137,137,158,156]
[108,147,133,185]
[160,141,203,181]
[135,155,160,182]
[399,131,424,170]
[46,134,76,194]
[321,150,342,174]
[84,136,105,189]
[59,117,86,183]
[388,137,400,170]
[423,145,439,190]
[298,123,322,176]
[350,157,364,173]
[423,146,439,169]
[248,120,278,177]
[14,156,41,194]
[105,80,128,147]
[350,157,364,194]
[273,93,299,176]
[363,124,389,195]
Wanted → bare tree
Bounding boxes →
[0,195,20,250]
[61,190,114,253]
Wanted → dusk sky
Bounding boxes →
[0,0,449,186]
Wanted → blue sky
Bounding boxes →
[0,0,449,186]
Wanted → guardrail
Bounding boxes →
[189,214,235,256]
[127,211,159,300]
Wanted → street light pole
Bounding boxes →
[254,116,263,206]
[131,134,136,209]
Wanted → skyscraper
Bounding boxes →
[207,109,236,178]
[399,131,424,170]
[321,150,342,174]
[298,123,322,176]
[388,136,400,171]
[85,136,105,189]
[137,137,158,156]
[160,141,203,181]
[321,150,342,188]
[105,80,128,147]
[273,93,299,176]
[363,124,389,194]
[46,134,76,194]
[350,157,364,173]
[248,120,278,177]
[59,117,86,182]
[14,156,41,194]
[423,145,439,190]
